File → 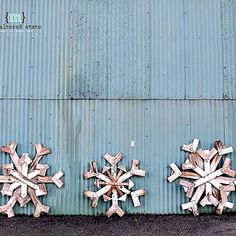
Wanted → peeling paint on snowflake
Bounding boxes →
[168,139,236,215]
[84,153,145,217]
[0,141,64,217]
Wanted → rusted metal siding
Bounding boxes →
[0,0,235,215]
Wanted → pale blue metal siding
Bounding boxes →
[0,0,235,215]
[150,0,185,98]
[185,0,223,98]
[223,0,236,98]
[1,0,235,99]
[0,100,236,215]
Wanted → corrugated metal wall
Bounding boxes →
[0,0,235,215]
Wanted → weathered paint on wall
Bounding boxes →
[0,0,235,215]
[0,0,235,99]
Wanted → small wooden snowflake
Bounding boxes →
[84,153,145,217]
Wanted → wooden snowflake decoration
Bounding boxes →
[84,153,145,217]
[0,141,64,217]
[168,139,236,215]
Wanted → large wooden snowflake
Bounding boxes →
[84,153,145,217]
[0,141,64,217]
[168,139,236,215]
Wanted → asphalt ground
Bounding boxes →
[0,214,236,236]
